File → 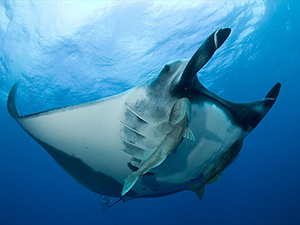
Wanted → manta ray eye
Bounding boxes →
[164,64,170,72]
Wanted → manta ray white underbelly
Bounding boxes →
[7,28,280,203]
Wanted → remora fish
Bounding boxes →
[188,139,243,201]
[122,98,195,196]
[7,28,281,203]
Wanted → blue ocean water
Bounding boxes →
[0,1,299,224]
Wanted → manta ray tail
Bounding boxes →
[122,173,139,196]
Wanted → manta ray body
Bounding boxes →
[7,28,280,202]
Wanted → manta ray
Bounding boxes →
[7,28,280,204]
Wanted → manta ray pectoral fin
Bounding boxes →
[265,82,281,100]
[183,127,195,141]
[187,183,205,202]
[193,80,281,131]
[122,173,139,196]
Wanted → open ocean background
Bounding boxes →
[0,1,299,225]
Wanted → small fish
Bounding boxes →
[188,139,243,201]
[122,98,195,196]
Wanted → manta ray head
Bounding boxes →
[150,59,189,93]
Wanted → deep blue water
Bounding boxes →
[1,1,299,225]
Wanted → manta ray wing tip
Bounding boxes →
[214,28,231,49]
[265,82,281,100]
[7,83,20,118]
